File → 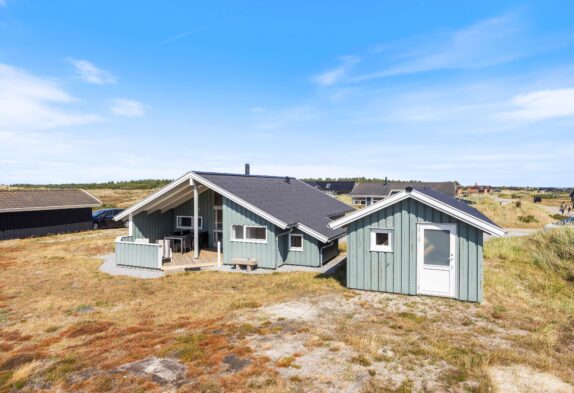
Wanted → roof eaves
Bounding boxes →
[330,190,504,237]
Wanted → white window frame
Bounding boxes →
[176,215,203,230]
[289,233,304,251]
[353,197,367,206]
[370,228,393,252]
[230,224,267,244]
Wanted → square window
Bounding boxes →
[232,225,244,240]
[290,234,303,250]
[375,232,388,246]
[371,229,392,252]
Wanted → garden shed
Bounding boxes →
[329,187,504,302]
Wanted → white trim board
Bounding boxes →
[329,189,504,237]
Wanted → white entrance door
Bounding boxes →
[417,223,457,298]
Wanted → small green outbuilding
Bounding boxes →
[329,187,504,302]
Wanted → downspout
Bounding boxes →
[276,228,293,268]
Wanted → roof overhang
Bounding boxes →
[329,189,505,237]
[114,171,290,230]
[0,204,100,213]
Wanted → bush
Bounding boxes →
[551,214,569,221]
[515,201,522,208]
[518,215,538,223]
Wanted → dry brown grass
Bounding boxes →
[0,229,344,391]
[0,227,573,391]
[472,196,554,228]
[88,189,155,208]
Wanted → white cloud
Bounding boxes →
[68,58,116,85]
[0,63,101,130]
[353,14,525,81]
[497,89,574,121]
[110,98,147,117]
[313,55,360,86]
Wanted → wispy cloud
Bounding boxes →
[109,98,147,117]
[314,12,558,85]
[160,28,201,45]
[496,88,574,121]
[0,0,7,7]
[353,14,526,81]
[68,58,116,85]
[161,12,243,45]
[313,55,360,86]
[254,105,319,130]
[0,63,101,130]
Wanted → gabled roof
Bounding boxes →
[0,189,101,213]
[116,171,354,242]
[350,181,457,198]
[305,181,356,193]
[349,182,391,196]
[329,187,504,237]
[388,181,457,197]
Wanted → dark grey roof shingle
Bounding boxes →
[195,172,354,241]
[349,183,391,196]
[0,189,101,212]
[415,188,499,227]
[304,181,356,194]
[350,181,457,198]
[389,181,457,197]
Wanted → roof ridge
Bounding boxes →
[193,171,292,179]
[0,189,84,192]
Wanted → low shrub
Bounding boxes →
[518,215,538,223]
[551,214,568,221]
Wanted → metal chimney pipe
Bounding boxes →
[245,163,250,175]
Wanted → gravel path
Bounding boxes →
[98,253,165,279]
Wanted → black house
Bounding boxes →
[0,189,101,240]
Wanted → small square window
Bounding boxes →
[232,225,244,240]
[371,229,392,252]
[289,234,303,251]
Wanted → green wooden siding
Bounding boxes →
[173,189,215,246]
[115,236,161,269]
[222,197,279,269]
[133,210,174,243]
[279,229,321,267]
[347,198,484,302]
[129,191,332,270]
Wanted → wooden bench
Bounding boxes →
[231,258,258,272]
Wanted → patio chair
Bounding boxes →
[183,234,193,253]
[158,239,172,259]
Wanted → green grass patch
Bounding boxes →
[161,333,205,362]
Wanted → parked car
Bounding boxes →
[92,208,127,229]
[544,216,574,230]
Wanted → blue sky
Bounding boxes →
[0,1,573,186]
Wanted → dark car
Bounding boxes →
[92,208,126,229]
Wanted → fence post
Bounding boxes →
[217,241,221,268]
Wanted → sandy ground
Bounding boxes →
[228,292,573,392]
